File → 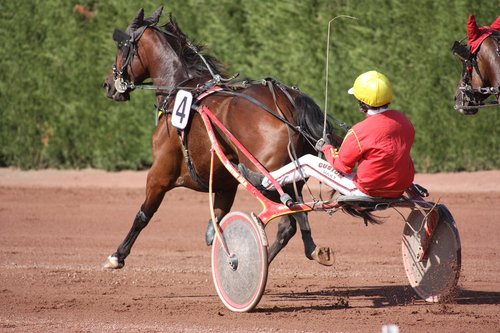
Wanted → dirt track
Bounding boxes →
[1,168,499,332]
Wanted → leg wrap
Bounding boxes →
[135,209,151,228]
[205,219,216,246]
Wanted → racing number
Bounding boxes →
[175,96,188,124]
[171,90,193,130]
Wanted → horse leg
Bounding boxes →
[294,212,335,266]
[267,190,334,266]
[293,212,316,256]
[267,215,297,264]
[104,170,174,269]
[205,185,238,246]
[267,213,333,266]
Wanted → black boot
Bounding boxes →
[238,163,295,206]
[237,163,265,190]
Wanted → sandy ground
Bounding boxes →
[0,168,499,332]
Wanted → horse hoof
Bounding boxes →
[310,246,335,266]
[103,255,125,269]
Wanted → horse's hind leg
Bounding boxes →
[205,185,238,246]
[267,212,334,266]
[295,212,335,266]
[266,213,315,261]
[294,212,316,257]
[104,171,173,269]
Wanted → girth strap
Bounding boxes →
[179,130,209,191]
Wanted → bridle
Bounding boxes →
[111,25,228,96]
[111,28,147,94]
[451,37,500,112]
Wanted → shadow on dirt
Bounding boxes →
[454,289,500,305]
[256,286,500,313]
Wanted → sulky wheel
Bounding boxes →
[402,205,461,302]
[211,211,268,312]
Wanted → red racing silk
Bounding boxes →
[321,144,338,166]
[330,110,415,198]
[467,14,500,54]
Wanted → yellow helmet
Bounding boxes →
[348,71,393,107]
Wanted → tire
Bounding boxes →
[211,211,268,312]
[401,204,461,302]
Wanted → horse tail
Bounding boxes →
[342,206,383,225]
[293,93,343,147]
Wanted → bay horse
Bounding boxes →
[102,6,342,269]
[453,15,500,115]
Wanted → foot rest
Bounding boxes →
[412,184,429,197]
[337,195,408,210]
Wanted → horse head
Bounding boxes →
[103,6,214,102]
[103,7,157,101]
[453,15,500,115]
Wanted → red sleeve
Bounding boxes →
[332,129,362,174]
[321,144,337,166]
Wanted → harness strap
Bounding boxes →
[266,81,304,203]
[179,130,209,191]
[472,59,486,84]
[216,89,306,137]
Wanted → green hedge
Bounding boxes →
[0,0,498,171]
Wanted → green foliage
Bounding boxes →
[0,0,498,171]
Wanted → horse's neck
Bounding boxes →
[151,54,189,89]
[143,30,191,93]
[143,30,217,104]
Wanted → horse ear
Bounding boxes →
[130,8,145,31]
[144,6,163,26]
[168,13,179,33]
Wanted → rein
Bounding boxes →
[111,23,343,152]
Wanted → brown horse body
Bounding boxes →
[102,7,341,269]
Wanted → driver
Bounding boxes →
[239,70,415,199]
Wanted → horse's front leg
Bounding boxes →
[205,185,238,246]
[104,170,173,269]
[267,215,297,264]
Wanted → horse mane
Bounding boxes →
[293,94,343,147]
[159,14,225,79]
